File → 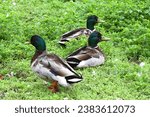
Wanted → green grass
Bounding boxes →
[0,0,150,100]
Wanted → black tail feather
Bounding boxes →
[67,58,81,68]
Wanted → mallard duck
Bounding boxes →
[30,35,83,93]
[58,15,104,46]
[66,31,109,68]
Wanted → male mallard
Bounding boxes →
[30,35,82,93]
[59,15,104,46]
[66,31,109,68]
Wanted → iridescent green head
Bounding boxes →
[88,31,102,47]
[88,31,109,47]
[86,15,99,30]
[31,35,46,51]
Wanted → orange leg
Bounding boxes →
[48,81,59,93]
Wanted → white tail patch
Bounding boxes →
[68,78,82,82]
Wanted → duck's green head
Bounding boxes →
[86,15,99,30]
[30,35,46,51]
[88,31,109,47]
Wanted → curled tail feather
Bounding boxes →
[65,75,82,84]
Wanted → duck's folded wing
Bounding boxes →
[67,46,98,60]
[37,54,82,85]
[66,46,104,68]
[40,54,82,78]
[66,47,98,67]
[59,28,92,46]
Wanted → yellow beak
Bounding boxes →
[101,36,110,41]
[25,41,30,44]
[98,19,105,23]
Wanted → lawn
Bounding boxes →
[0,0,150,99]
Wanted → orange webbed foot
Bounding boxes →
[48,81,59,93]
